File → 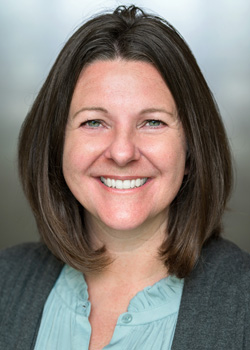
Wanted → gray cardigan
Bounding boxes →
[0,238,250,349]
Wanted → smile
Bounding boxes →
[100,177,148,189]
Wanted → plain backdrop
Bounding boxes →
[0,0,249,251]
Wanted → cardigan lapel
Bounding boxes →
[171,238,248,350]
[171,253,213,350]
[0,243,63,350]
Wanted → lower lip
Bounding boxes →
[96,178,152,192]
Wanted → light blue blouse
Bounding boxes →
[35,264,184,349]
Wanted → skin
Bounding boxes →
[63,59,187,246]
[63,59,187,349]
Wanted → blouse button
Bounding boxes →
[82,301,89,309]
[121,313,133,324]
[80,301,90,316]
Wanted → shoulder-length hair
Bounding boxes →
[18,5,232,278]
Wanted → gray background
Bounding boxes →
[1,0,249,251]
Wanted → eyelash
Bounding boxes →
[144,119,166,128]
[80,119,102,128]
[80,119,166,129]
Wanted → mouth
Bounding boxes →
[100,177,148,189]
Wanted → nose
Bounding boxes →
[104,129,141,166]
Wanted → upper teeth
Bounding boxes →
[101,177,147,189]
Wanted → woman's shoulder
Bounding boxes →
[1,241,49,260]
[202,237,250,273]
[0,242,61,273]
[173,238,250,349]
[192,237,250,292]
[0,243,63,347]
[0,242,63,293]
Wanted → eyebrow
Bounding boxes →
[72,107,108,119]
[140,108,174,117]
[72,106,174,119]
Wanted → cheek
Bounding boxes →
[159,143,187,186]
[63,134,89,171]
[62,147,88,204]
[64,131,108,163]
[62,139,84,183]
[145,135,186,170]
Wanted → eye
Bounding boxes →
[81,119,102,128]
[145,119,165,127]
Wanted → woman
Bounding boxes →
[0,5,249,350]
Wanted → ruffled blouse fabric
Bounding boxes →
[35,264,184,349]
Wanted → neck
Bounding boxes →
[85,213,168,285]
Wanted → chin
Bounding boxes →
[98,213,148,232]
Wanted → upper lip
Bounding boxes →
[99,175,148,180]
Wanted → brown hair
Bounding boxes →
[18,5,232,278]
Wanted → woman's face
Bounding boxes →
[63,60,187,234]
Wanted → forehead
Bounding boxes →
[70,59,177,117]
[76,59,167,88]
